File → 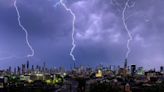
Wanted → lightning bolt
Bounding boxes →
[14,0,34,58]
[55,0,76,61]
[122,0,134,58]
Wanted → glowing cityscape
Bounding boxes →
[0,0,164,92]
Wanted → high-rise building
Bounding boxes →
[17,66,20,75]
[22,64,26,74]
[124,59,128,69]
[14,68,16,75]
[160,66,164,73]
[8,66,11,74]
[122,59,129,76]
[43,62,46,72]
[27,60,29,70]
[32,65,34,71]
[131,65,136,76]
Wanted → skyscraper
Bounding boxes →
[160,66,164,73]
[14,68,16,75]
[131,65,136,76]
[43,62,46,72]
[32,65,34,71]
[22,64,26,74]
[8,66,11,73]
[122,59,128,76]
[27,60,29,70]
[124,59,128,69]
[17,66,20,75]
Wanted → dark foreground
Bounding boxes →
[1,82,164,92]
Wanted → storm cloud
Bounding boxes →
[0,0,164,70]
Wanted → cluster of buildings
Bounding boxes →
[4,61,65,75]
[0,61,65,89]
[0,59,164,92]
[70,59,164,92]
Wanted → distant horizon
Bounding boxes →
[0,58,163,71]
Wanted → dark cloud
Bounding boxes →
[0,0,163,70]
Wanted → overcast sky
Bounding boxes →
[0,0,164,70]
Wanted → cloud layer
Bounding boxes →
[0,0,163,70]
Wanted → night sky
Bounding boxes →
[0,0,164,70]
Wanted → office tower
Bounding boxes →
[109,65,112,70]
[43,62,46,72]
[36,65,39,70]
[123,59,129,76]
[14,68,16,75]
[124,59,128,69]
[22,64,26,74]
[17,66,20,75]
[8,66,11,74]
[32,65,34,71]
[131,65,136,76]
[160,66,164,73]
[27,60,29,70]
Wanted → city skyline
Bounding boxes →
[0,0,164,70]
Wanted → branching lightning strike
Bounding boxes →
[122,0,133,58]
[14,0,34,58]
[55,0,76,61]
